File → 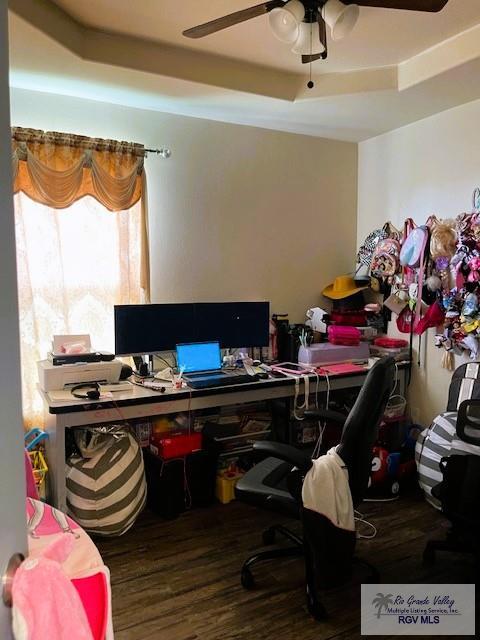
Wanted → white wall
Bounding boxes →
[0,4,27,638]
[358,98,480,425]
[10,88,358,322]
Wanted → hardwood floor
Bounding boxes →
[97,490,476,640]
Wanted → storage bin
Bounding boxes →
[216,472,244,504]
[150,432,202,459]
[28,450,48,500]
[144,448,217,517]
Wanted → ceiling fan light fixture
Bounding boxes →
[291,21,325,56]
[268,0,305,43]
[322,0,359,41]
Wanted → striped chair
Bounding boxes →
[416,363,480,508]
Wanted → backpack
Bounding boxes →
[356,228,388,267]
[370,237,401,277]
[356,222,399,269]
[400,219,429,268]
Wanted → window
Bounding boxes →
[14,193,144,426]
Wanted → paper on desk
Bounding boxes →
[48,389,79,402]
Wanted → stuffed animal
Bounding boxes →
[467,256,480,283]
[430,220,457,260]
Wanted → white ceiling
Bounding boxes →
[7,0,480,142]
[51,0,480,74]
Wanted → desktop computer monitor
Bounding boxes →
[194,302,269,349]
[114,303,194,356]
[114,301,269,356]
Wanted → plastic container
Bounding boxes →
[369,345,410,361]
[28,450,48,500]
[298,342,370,366]
[216,472,243,504]
[384,395,407,420]
[150,432,202,459]
[330,310,367,326]
[374,337,408,349]
[328,325,361,346]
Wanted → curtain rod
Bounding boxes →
[12,127,171,159]
[145,147,172,159]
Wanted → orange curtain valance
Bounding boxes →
[12,127,145,210]
[11,127,150,299]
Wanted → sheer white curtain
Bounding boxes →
[14,192,144,427]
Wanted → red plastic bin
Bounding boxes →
[150,433,202,459]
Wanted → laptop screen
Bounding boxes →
[176,341,222,373]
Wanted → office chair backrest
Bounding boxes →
[434,400,480,531]
[457,399,480,446]
[336,357,396,505]
[446,363,480,412]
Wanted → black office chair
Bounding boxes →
[423,398,480,568]
[235,357,396,620]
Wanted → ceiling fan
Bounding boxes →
[183,0,449,71]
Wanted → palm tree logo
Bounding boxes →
[372,593,394,618]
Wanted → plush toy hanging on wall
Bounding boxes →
[357,190,480,370]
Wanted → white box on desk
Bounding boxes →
[37,359,122,391]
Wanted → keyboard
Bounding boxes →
[186,374,255,389]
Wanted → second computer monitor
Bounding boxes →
[114,301,269,356]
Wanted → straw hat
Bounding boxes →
[322,275,368,300]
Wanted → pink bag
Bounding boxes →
[327,325,361,346]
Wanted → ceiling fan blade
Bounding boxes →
[183,0,285,39]
[343,0,448,11]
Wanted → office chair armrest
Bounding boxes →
[253,441,313,474]
[303,409,346,425]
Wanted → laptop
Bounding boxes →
[176,341,253,389]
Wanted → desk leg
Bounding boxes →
[45,413,67,512]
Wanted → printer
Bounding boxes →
[38,359,123,392]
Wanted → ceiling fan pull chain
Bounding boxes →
[307,8,315,89]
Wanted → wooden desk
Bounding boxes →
[42,364,408,511]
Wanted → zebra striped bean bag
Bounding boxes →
[415,411,480,509]
[66,427,146,536]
